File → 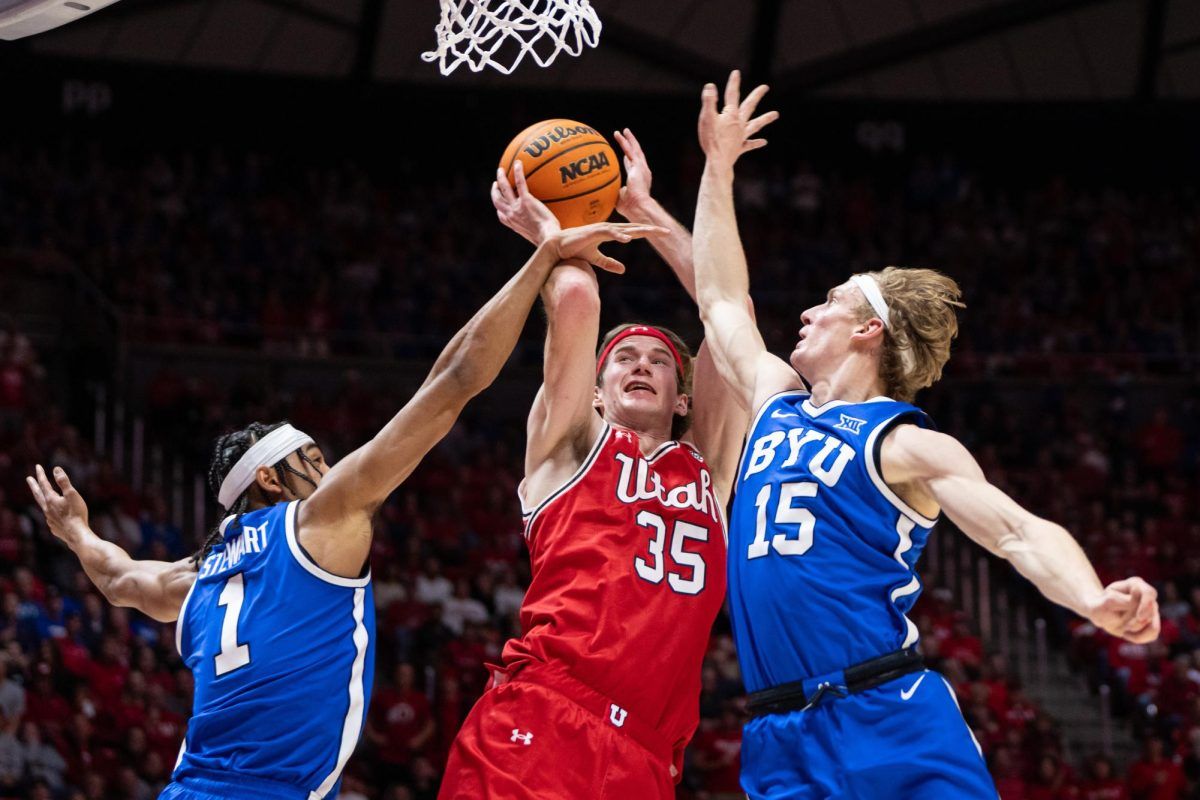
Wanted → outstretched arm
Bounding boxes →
[490,162,667,502]
[300,223,661,576]
[693,71,799,411]
[881,425,1160,644]
[27,465,195,622]
[614,128,698,299]
[615,128,749,497]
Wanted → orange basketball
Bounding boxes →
[499,119,621,229]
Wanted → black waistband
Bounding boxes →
[746,647,925,717]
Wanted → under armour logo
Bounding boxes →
[609,704,628,728]
[510,729,533,745]
[834,414,866,435]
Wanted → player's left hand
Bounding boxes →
[544,222,668,274]
[614,128,653,219]
[492,161,560,246]
[1086,577,1160,644]
[698,70,779,170]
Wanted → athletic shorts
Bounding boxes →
[438,663,675,800]
[742,670,998,800]
[159,770,314,800]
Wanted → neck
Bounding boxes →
[605,414,673,456]
[804,353,889,407]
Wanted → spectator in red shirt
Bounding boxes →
[943,614,985,669]
[1081,755,1130,800]
[1028,754,1080,800]
[691,705,743,798]
[1127,738,1184,800]
[993,746,1029,799]
[367,662,434,786]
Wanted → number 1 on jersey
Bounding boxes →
[215,573,251,676]
[748,481,817,559]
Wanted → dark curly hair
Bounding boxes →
[193,421,319,566]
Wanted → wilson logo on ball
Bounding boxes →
[523,125,600,158]
[560,152,611,183]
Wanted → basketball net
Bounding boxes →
[422,0,602,76]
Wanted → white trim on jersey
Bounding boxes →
[940,675,985,758]
[892,515,916,568]
[283,501,372,588]
[174,575,198,659]
[800,395,891,418]
[890,572,922,649]
[520,423,611,537]
[174,734,187,771]
[862,414,938,528]
[309,587,370,800]
[644,438,679,463]
[735,389,810,482]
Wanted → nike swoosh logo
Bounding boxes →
[771,409,799,419]
[900,673,926,701]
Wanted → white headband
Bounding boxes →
[849,274,890,329]
[217,424,314,509]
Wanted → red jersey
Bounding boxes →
[505,424,727,760]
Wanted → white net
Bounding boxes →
[422,0,602,76]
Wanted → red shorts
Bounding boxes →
[438,663,676,800]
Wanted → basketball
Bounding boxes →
[499,119,621,228]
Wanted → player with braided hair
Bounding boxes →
[25,220,661,800]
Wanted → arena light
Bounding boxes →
[0,0,122,40]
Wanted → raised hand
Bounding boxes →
[614,128,653,219]
[1087,577,1161,644]
[698,70,779,170]
[27,465,90,546]
[492,160,561,246]
[544,222,668,274]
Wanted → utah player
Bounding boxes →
[691,71,1161,798]
[438,160,746,797]
[25,222,660,800]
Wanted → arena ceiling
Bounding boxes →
[18,0,1200,99]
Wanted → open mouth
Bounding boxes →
[624,380,656,396]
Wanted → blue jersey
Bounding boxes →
[173,500,375,799]
[729,391,937,693]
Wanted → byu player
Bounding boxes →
[25,221,661,800]
[691,71,1161,798]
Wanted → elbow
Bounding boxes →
[544,269,600,316]
[440,358,490,400]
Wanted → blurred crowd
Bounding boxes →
[0,140,1197,375]
[1,136,1199,799]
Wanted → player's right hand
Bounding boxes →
[1086,577,1161,644]
[492,161,560,246]
[27,465,90,547]
[698,70,779,169]
[544,222,668,274]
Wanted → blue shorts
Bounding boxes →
[159,770,317,800]
[741,670,997,800]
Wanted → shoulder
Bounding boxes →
[750,357,805,412]
[747,389,810,429]
[879,425,976,482]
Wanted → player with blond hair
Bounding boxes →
[691,71,1161,798]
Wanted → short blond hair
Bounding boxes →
[853,267,964,402]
